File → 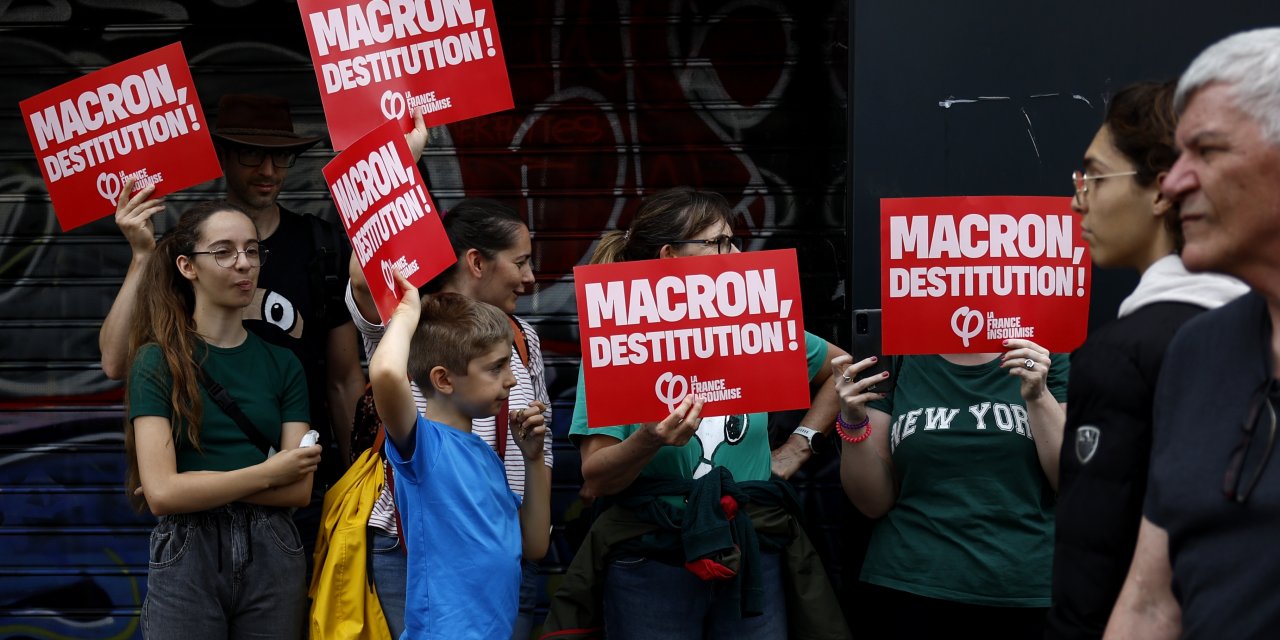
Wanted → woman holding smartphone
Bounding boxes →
[548,187,849,640]
[835,338,1067,638]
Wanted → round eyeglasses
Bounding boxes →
[188,246,268,268]
[1071,169,1138,202]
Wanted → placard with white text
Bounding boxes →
[881,196,1090,354]
[574,249,811,427]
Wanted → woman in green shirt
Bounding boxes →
[123,199,321,638]
[835,342,1068,639]
[558,187,849,639]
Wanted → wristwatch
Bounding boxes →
[792,425,828,455]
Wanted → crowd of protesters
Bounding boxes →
[104,26,1280,640]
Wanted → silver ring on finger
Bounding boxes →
[1024,358,1036,370]
[842,375,853,383]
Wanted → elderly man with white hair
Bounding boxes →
[1104,27,1280,640]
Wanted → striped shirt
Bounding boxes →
[344,284,554,535]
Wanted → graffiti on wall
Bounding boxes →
[0,0,847,635]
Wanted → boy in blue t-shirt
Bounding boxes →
[371,273,550,639]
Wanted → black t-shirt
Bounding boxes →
[245,206,351,439]
[1145,291,1280,638]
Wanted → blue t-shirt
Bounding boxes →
[385,415,522,639]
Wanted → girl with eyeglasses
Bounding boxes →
[1047,81,1247,639]
[124,201,320,638]
[545,186,851,639]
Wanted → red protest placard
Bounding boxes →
[323,119,454,322]
[20,42,221,232]
[574,249,811,428]
[881,196,1091,355]
[297,0,513,150]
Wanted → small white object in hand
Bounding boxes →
[299,430,320,448]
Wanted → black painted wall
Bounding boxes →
[850,1,1280,320]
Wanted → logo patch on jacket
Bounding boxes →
[1075,425,1101,465]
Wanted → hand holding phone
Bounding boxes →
[853,309,895,395]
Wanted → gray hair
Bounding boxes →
[1175,27,1280,145]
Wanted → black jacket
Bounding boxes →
[1046,301,1205,640]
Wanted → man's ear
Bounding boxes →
[463,248,486,279]
[1152,171,1174,217]
[429,365,454,395]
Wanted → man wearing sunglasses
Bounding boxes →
[1106,28,1280,640]
[98,94,367,573]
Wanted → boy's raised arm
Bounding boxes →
[370,273,422,454]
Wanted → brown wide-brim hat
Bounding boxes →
[211,94,325,150]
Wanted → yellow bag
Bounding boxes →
[309,425,393,640]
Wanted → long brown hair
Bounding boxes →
[122,200,249,512]
[591,187,734,265]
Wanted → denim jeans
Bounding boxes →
[510,560,539,640]
[369,528,407,639]
[143,504,306,639]
[603,552,787,640]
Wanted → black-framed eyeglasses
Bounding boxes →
[1071,169,1138,202]
[668,234,743,254]
[1223,380,1280,504]
[234,147,298,169]
[188,247,269,268]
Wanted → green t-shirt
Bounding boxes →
[128,333,310,472]
[569,331,829,483]
[861,354,1068,607]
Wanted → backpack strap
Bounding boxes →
[372,417,386,454]
[197,367,276,457]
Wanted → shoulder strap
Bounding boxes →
[197,367,275,457]
[507,315,530,367]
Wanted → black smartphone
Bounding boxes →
[852,308,895,394]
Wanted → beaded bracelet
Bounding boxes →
[835,412,872,444]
